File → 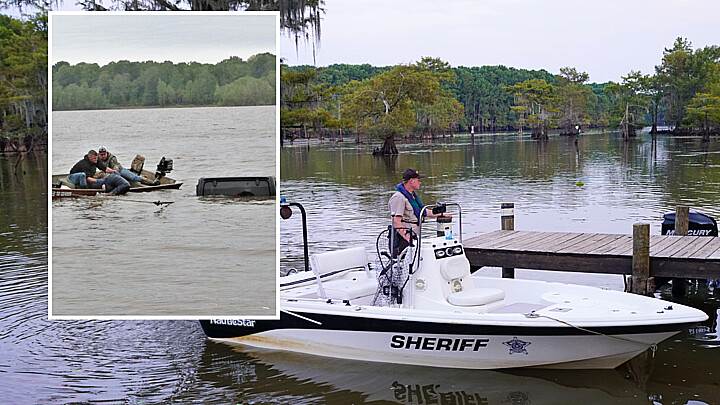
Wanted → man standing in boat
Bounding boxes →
[68,150,114,189]
[388,168,446,256]
[97,147,159,186]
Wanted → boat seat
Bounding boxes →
[310,246,370,277]
[310,247,374,299]
[323,271,378,300]
[440,256,505,307]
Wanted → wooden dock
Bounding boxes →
[463,230,720,279]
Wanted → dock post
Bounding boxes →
[631,223,651,295]
[501,203,515,278]
[675,206,689,236]
[672,206,690,297]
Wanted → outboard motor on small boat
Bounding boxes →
[155,157,173,181]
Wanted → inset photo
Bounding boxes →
[49,12,279,318]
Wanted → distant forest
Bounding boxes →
[0,13,46,150]
[293,63,609,132]
[52,53,276,110]
[282,39,720,152]
[283,62,609,137]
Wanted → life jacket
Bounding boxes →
[396,183,424,224]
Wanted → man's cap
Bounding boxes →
[402,168,426,181]
[99,147,107,153]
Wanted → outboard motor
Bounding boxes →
[155,157,174,181]
[659,211,718,296]
[661,211,718,236]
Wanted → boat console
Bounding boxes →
[408,236,505,312]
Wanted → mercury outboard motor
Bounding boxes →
[659,211,718,296]
[661,212,718,236]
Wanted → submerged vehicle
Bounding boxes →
[196,176,275,197]
[201,201,708,370]
[52,156,181,198]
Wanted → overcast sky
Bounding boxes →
[279,0,719,83]
[51,12,277,66]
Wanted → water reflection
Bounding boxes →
[205,344,650,404]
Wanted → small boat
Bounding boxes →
[52,157,182,197]
[200,201,708,370]
[51,188,100,198]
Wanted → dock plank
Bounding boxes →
[495,231,556,251]
[470,231,524,249]
[670,237,715,258]
[524,232,586,252]
[569,234,625,254]
[465,230,509,245]
[654,236,703,258]
[695,238,720,260]
[555,233,604,253]
[589,235,633,255]
[649,235,680,254]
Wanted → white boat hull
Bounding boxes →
[217,328,672,369]
[201,236,708,370]
[203,277,702,369]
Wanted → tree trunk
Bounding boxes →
[539,122,549,141]
[650,103,658,135]
[377,134,399,155]
[622,102,630,142]
[531,124,548,140]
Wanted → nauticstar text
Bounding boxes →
[391,335,489,351]
[209,319,256,327]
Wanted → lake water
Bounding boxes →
[50,106,277,317]
[1,129,719,403]
[278,130,720,403]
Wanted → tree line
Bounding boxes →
[281,38,720,152]
[510,38,720,141]
[0,0,322,150]
[52,53,276,110]
[0,13,47,151]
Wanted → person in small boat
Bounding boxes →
[68,150,115,189]
[95,172,131,196]
[388,167,447,256]
[97,147,159,186]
